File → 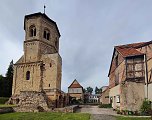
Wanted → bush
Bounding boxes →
[98,104,112,108]
[0,97,9,104]
[140,99,151,115]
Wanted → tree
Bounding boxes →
[86,86,93,94]
[0,75,4,96]
[99,87,102,93]
[83,88,86,93]
[5,60,14,97]
[95,87,99,94]
[95,87,102,94]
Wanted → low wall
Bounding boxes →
[54,105,79,113]
[0,107,14,114]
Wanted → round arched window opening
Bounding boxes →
[29,25,36,37]
[26,71,30,80]
[43,29,50,40]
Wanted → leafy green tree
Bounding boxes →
[83,88,86,93]
[95,87,102,94]
[95,87,99,94]
[86,86,93,94]
[0,75,3,79]
[99,87,102,93]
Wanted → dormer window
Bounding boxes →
[43,29,50,40]
[29,25,36,37]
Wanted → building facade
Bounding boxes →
[10,12,65,109]
[108,41,152,111]
[100,87,109,104]
[68,79,84,103]
[88,94,100,103]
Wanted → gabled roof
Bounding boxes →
[102,86,109,93]
[108,41,152,76]
[68,79,83,88]
[115,47,144,57]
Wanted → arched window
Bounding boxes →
[26,71,30,80]
[29,25,36,37]
[43,29,50,40]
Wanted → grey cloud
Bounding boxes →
[1,0,152,92]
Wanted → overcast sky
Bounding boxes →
[1,0,152,92]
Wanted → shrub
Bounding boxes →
[98,104,112,108]
[0,97,9,104]
[140,99,151,115]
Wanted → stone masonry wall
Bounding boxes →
[11,91,52,112]
[120,82,145,111]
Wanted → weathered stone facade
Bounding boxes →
[9,12,65,110]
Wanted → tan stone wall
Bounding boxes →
[12,14,62,103]
[24,41,40,62]
[121,82,145,111]
[12,62,42,95]
[100,88,110,104]
[41,53,61,90]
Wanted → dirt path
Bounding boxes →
[77,105,116,120]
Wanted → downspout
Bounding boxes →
[144,54,148,99]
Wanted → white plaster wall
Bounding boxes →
[145,84,152,101]
[109,85,120,109]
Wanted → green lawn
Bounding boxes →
[0,104,16,108]
[116,116,151,120]
[0,112,90,120]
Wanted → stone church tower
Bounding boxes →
[11,12,62,110]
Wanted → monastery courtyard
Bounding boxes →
[77,105,116,120]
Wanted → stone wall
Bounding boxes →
[9,91,53,112]
[101,88,110,104]
[54,105,79,113]
[121,82,145,111]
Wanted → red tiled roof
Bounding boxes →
[68,79,83,88]
[115,47,144,57]
[117,42,146,48]
[114,41,148,57]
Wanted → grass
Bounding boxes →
[0,97,9,104]
[0,112,90,120]
[116,116,151,120]
[0,104,16,108]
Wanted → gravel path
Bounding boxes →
[90,114,116,120]
[77,105,117,120]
